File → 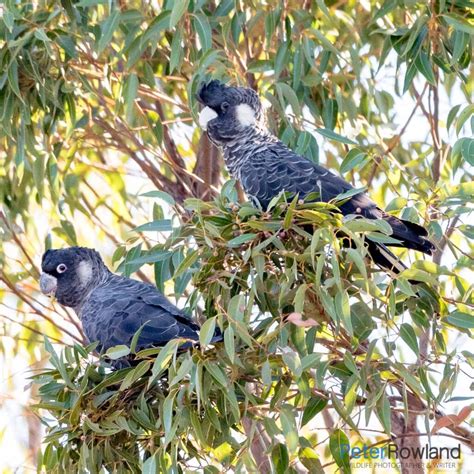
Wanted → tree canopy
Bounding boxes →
[0,0,473,472]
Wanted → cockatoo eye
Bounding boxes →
[57,263,67,273]
[221,101,229,112]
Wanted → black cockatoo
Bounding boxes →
[196,80,435,273]
[40,247,219,355]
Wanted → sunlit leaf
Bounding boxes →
[329,429,351,473]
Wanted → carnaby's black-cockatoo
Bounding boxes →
[196,80,435,273]
[40,247,220,355]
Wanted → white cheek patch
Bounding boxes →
[77,260,93,286]
[198,106,218,130]
[235,104,256,127]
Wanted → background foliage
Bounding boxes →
[0,0,473,472]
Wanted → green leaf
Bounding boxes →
[329,429,351,473]
[106,345,131,360]
[414,51,436,85]
[34,28,50,43]
[322,97,338,130]
[119,360,151,390]
[169,28,182,73]
[343,352,359,376]
[173,249,200,278]
[445,311,474,329]
[280,405,299,453]
[204,362,228,387]
[373,0,397,21]
[271,443,289,474]
[292,45,303,89]
[340,149,368,174]
[98,9,121,54]
[149,339,180,384]
[315,127,357,145]
[274,41,290,79]
[3,11,14,32]
[301,396,328,426]
[276,82,301,116]
[344,217,392,234]
[261,360,272,386]
[169,356,193,386]
[126,249,171,265]
[163,390,177,434]
[334,186,368,203]
[134,220,173,232]
[396,277,417,297]
[346,248,368,280]
[227,233,257,248]
[224,326,235,363]
[443,13,474,35]
[124,73,139,123]
[130,322,149,353]
[283,195,298,230]
[400,323,419,355]
[452,31,470,64]
[418,367,436,401]
[142,453,158,474]
[351,302,376,341]
[228,294,246,321]
[312,29,340,56]
[131,12,171,67]
[169,0,189,29]
[376,391,392,434]
[400,267,437,285]
[199,317,216,347]
[336,290,352,335]
[456,104,474,135]
[44,337,74,389]
[403,60,417,93]
[402,17,427,58]
[461,138,474,165]
[447,104,462,131]
[7,60,23,101]
[140,190,176,205]
[282,348,302,378]
[77,0,108,5]
[193,13,212,52]
[293,283,308,314]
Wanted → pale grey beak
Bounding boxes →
[40,273,57,296]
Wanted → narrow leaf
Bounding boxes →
[315,127,357,145]
[170,0,189,29]
[329,429,351,473]
[98,10,121,53]
[199,317,216,347]
[400,323,419,355]
[302,397,328,426]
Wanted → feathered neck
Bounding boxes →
[218,125,277,179]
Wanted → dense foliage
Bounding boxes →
[0,0,473,472]
[36,188,473,472]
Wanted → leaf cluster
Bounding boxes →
[35,189,473,472]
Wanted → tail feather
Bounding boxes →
[384,215,435,255]
[367,240,407,275]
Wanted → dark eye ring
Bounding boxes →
[57,263,67,273]
[221,101,229,112]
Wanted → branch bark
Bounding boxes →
[192,134,221,200]
[242,416,272,474]
[391,410,424,474]
[242,382,272,473]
